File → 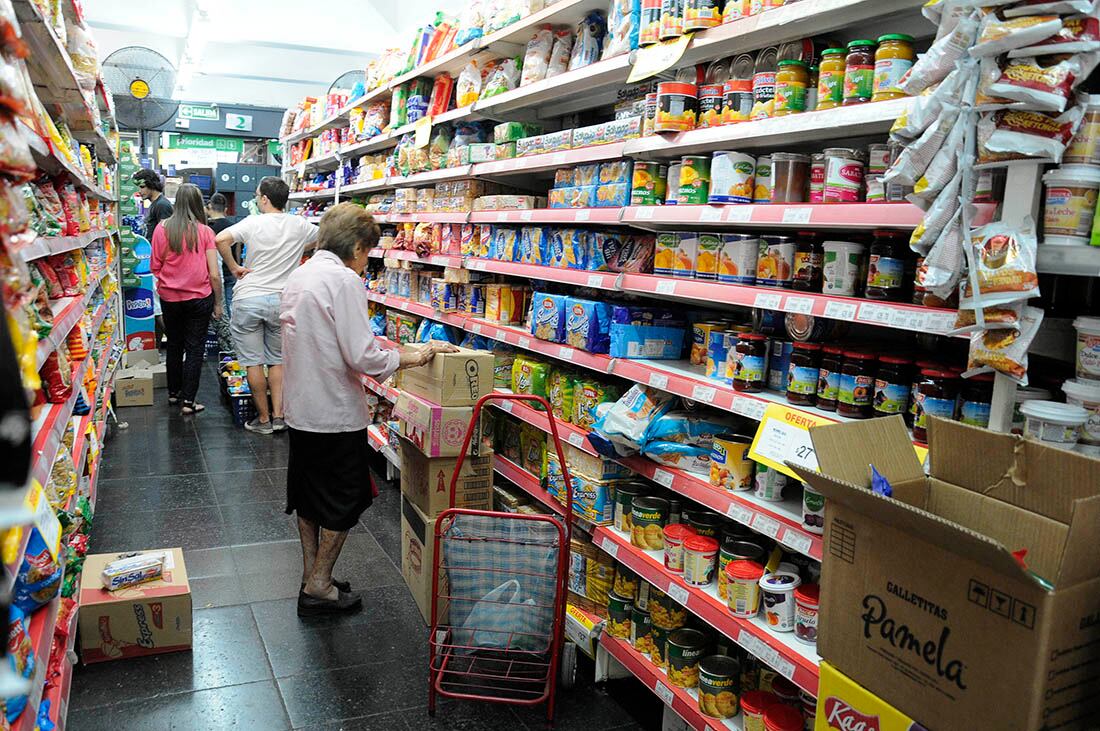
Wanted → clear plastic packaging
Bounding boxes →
[521,26,554,86]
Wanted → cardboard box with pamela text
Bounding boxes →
[78,548,192,663]
[793,416,1100,730]
[397,347,494,407]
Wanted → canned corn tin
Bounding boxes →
[607,591,633,639]
[698,655,741,719]
[667,627,710,688]
[650,585,689,629]
[631,496,670,551]
[651,623,671,669]
[614,483,647,533]
[655,82,697,133]
[631,606,655,654]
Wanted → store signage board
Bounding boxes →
[179,103,219,121]
[165,134,244,153]
[627,33,693,83]
[226,113,253,132]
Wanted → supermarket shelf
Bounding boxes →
[475,143,628,177]
[288,188,338,201]
[11,595,61,731]
[362,374,400,402]
[594,525,821,695]
[467,258,621,290]
[493,454,565,517]
[302,151,342,172]
[466,317,616,373]
[625,99,912,159]
[385,212,470,224]
[70,322,115,476]
[619,203,996,231]
[368,248,464,268]
[36,269,107,370]
[476,54,634,119]
[494,395,822,560]
[390,44,475,90]
[43,612,75,731]
[391,165,475,188]
[29,347,95,490]
[601,634,742,731]
[1036,244,1100,276]
[282,108,350,145]
[25,127,117,202]
[367,424,401,470]
[342,133,399,158]
[18,228,113,261]
[469,208,623,224]
[477,0,610,54]
[339,178,390,196]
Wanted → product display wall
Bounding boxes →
[0,1,122,729]
[297,0,1100,728]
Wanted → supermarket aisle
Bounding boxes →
[68,364,657,731]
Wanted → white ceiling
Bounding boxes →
[83,0,440,109]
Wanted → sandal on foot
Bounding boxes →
[168,394,180,405]
[181,402,206,414]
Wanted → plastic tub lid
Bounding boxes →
[1020,400,1089,426]
[663,523,697,541]
[1043,165,1100,185]
[683,535,719,552]
[759,570,802,592]
[1063,378,1100,404]
[1016,386,1053,403]
[1073,316,1100,334]
[741,690,778,715]
[794,583,820,606]
[725,559,766,581]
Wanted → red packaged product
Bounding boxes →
[40,349,73,404]
[36,259,64,299]
[428,73,455,117]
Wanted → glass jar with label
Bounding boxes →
[806,65,819,111]
[843,40,876,106]
[958,372,994,428]
[906,360,938,427]
[872,34,915,102]
[774,60,810,116]
[865,230,910,301]
[873,355,911,418]
[816,48,846,111]
[913,369,959,443]
[733,333,768,392]
[816,345,845,412]
[786,342,821,406]
[792,231,823,292]
[809,153,826,203]
[837,351,877,419]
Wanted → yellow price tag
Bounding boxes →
[628,33,693,83]
[413,116,433,149]
[749,404,833,479]
[566,604,596,632]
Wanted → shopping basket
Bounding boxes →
[428,394,574,725]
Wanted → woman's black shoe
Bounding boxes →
[297,589,362,617]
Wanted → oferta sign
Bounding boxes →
[178,103,219,121]
[165,134,244,153]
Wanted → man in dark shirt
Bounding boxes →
[206,193,236,353]
[132,168,173,240]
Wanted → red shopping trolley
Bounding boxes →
[428,394,575,725]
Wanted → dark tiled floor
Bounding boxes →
[71,364,659,731]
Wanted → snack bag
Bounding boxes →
[898,13,979,96]
[573,378,622,430]
[520,424,548,478]
[521,26,554,86]
[961,217,1041,308]
[547,30,574,78]
[565,297,611,353]
[548,366,577,421]
[965,306,1045,385]
[569,11,607,71]
[13,529,62,613]
[5,606,34,723]
[988,53,1099,112]
[590,384,676,454]
[978,103,1085,164]
[456,60,482,107]
[494,343,517,388]
[603,0,640,59]
[643,441,710,474]
[512,356,551,402]
[971,14,1063,58]
[542,228,587,269]
[951,301,1023,336]
[531,292,568,342]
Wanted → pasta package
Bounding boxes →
[965,306,1044,385]
[961,218,1040,308]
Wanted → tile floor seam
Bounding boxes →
[249,603,296,729]
[70,677,276,713]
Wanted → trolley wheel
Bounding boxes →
[560,641,577,690]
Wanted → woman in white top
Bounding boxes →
[279,203,456,616]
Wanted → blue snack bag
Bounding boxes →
[13,529,61,613]
[565,297,611,354]
[531,292,568,343]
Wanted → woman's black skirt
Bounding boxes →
[285,426,373,531]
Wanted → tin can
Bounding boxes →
[650,586,689,629]
[651,623,671,669]
[677,155,711,204]
[614,482,648,533]
[698,655,741,719]
[631,496,670,550]
[685,510,723,538]
[640,0,661,45]
[631,606,655,654]
[663,523,697,574]
[682,535,719,586]
[667,628,710,688]
[685,0,721,30]
[709,151,756,204]
[725,559,765,618]
[718,538,766,600]
[698,83,724,128]
[710,433,755,492]
[707,328,733,380]
[659,0,684,39]
[613,563,640,597]
[755,234,796,288]
[823,147,864,203]
[809,152,826,203]
[607,591,633,638]
[697,233,721,280]
[692,322,725,366]
[635,579,654,611]
[655,82,697,133]
[753,154,773,203]
[631,161,667,205]
[718,234,758,285]
[666,163,682,203]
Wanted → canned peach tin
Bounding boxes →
[663,523,697,574]
[710,433,755,492]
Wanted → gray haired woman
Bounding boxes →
[279,203,456,616]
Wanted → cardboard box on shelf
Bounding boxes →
[399,437,494,517]
[394,392,492,458]
[114,370,154,406]
[397,347,494,407]
[400,493,447,623]
[794,416,1100,731]
[814,661,926,731]
[77,548,193,664]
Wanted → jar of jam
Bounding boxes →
[792,231,823,292]
[913,369,959,443]
[872,34,915,102]
[733,333,768,392]
[809,153,826,203]
[816,47,846,111]
[816,345,844,412]
[843,40,877,106]
[774,60,810,116]
[906,359,939,427]
[912,256,927,306]
[837,351,877,419]
[806,65,819,111]
[873,355,911,418]
[787,342,821,406]
[866,230,910,301]
[958,372,995,428]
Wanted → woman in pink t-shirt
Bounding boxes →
[150,184,224,414]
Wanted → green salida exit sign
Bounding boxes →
[179,103,219,121]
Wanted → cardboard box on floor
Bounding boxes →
[396,347,494,406]
[793,416,1100,731]
[394,391,493,458]
[78,548,193,663]
[399,436,494,517]
[400,493,448,623]
[114,369,154,406]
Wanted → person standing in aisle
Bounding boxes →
[215,177,318,435]
[149,183,223,414]
[205,193,235,353]
[280,203,456,615]
[133,168,173,240]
